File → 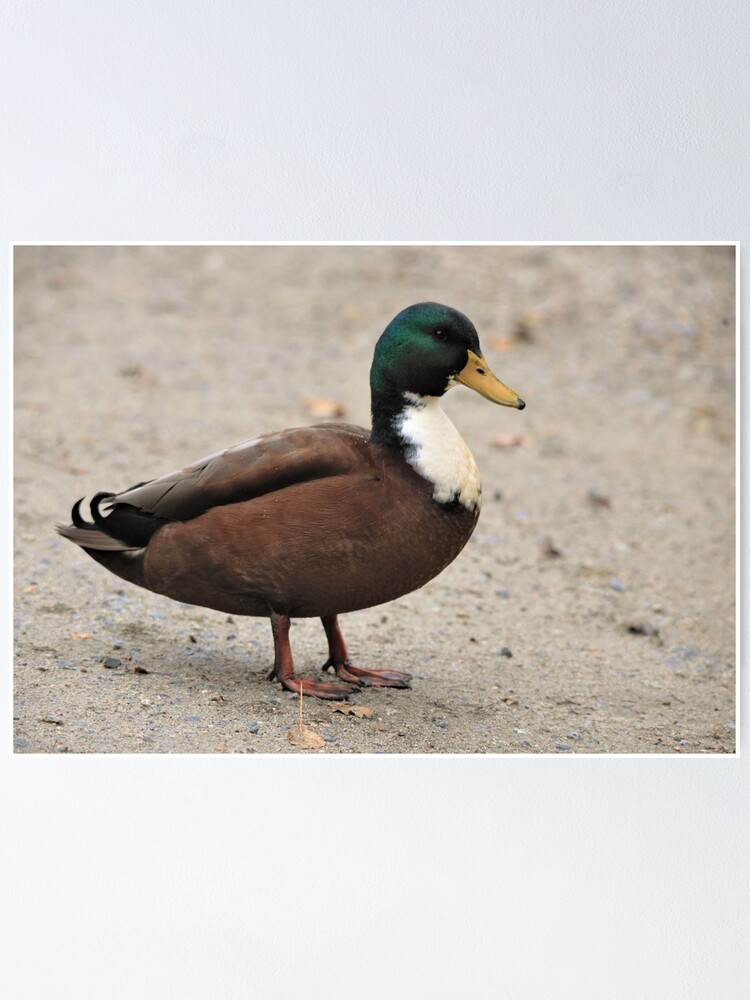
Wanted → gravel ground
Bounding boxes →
[13,244,736,753]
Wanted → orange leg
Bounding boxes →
[320,614,412,688]
[268,612,357,700]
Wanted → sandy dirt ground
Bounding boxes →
[13,245,736,754]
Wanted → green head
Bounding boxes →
[370,303,524,437]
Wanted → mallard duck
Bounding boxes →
[57,302,524,699]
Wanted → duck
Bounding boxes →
[57,302,525,700]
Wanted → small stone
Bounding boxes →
[41,715,63,725]
[541,538,563,558]
[495,588,510,598]
[245,722,260,734]
[627,622,659,637]
[500,647,513,658]
[555,744,571,752]
[103,657,122,669]
[226,616,235,624]
[513,319,535,343]
[588,488,611,508]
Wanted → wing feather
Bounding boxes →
[108,424,371,521]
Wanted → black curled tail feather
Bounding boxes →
[71,492,115,530]
[58,492,170,551]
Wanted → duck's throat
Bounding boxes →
[395,393,482,512]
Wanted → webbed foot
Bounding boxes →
[321,656,412,688]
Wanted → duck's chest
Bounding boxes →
[363,397,483,585]
[395,395,482,512]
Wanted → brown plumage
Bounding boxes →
[57,303,524,699]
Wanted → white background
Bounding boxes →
[2,2,747,997]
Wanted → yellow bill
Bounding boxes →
[456,350,525,409]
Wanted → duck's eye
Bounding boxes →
[433,329,446,341]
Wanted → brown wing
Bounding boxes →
[107,423,372,521]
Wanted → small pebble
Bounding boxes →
[500,647,513,658]
[588,488,612,508]
[555,744,571,752]
[245,722,260,734]
[41,715,63,725]
[103,657,122,669]
[627,622,659,637]
[541,538,563,558]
